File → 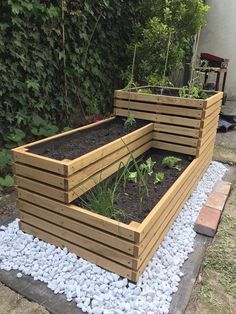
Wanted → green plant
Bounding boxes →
[31,115,59,138]
[0,149,12,169]
[126,171,138,183]
[139,157,156,175]
[4,129,26,148]
[0,175,14,189]
[124,111,136,128]
[137,88,152,94]
[154,172,165,184]
[162,156,182,170]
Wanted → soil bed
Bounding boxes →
[27,117,148,160]
[74,149,192,224]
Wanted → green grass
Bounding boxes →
[200,284,221,306]
[202,214,236,299]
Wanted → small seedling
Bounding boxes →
[124,111,136,128]
[154,172,165,184]
[162,156,182,170]
[0,175,14,189]
[126,171,138,183]
[137,88,152,94]
[139,157,156,175]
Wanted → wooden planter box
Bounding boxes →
[12,117,153,204]
[13,87,222,282]
[16,143,213,282]
[114,86,223,157]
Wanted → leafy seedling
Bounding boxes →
[0,149,12,169]
[31,114,59,137]
[4,129,26,148]
[137,88,152,94]
[124,111,136,128]
[0,175,14,189]
[126,171,138,183]
[154,172,165,184]
[162,156,182,171]
[139,157,156,175]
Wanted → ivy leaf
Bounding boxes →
[0,175,14,187]
[0,150,12,168]
[26,80,40,92]
[47,5,58,18]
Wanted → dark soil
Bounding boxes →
[27,117,148,160]
[74,149,192,224]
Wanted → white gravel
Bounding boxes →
[0,161,227,314]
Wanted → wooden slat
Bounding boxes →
[153,132,198,147]
[114,108,155,122]
[68,141,152,202]
[14,164,66,189]
[20,222,137,281]
[67,123,154,175]
[204,92,223,108]
[20,212,137,268]
[154,123,200,138]
[152,141,197,156]
[200,116,219,138]
[15,175,67,202]
[115,90,204,108]
[203,100,221,119]
[18,199,138,255]
[114,99,202,118]
[67,132,152,189]
[16,189,139,241]
[201,107,220,128]
[155,115,201,128]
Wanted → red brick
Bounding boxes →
[205,191,228,212]
[194,206,221,237]
[213,180,231,196]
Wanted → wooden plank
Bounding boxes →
[67,132,152,189]
[202,100,221,119]
[199,116,219,138]
[68,141,152,202]
[114,90,204,108]
[12,150,66,175]
[114,108,155,122]
[114,99,202,118]
[200,126,217,147]
[20,222,137,281]
[13,164,66,189]
[204,92,223,108]
[67,123,154,175]
[136,146,213,258]
[153,132,198,147]
[16,189,139,242]
[20,211,138,268]
[201,107,220,128]
[15,175,67,202]
[156,115,201,128]
[152,141,197,156]
[154,123,200,138]
[198,131,217,156]
[18,199,137,255]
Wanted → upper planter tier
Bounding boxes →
[114,86,223,157]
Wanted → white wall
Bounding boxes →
[198,0,236,99]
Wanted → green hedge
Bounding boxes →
[0,0,140,139]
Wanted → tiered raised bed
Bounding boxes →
[13,87,223,282]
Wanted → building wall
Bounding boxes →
[198,0,236,100]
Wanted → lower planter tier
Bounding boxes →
[16,141,214,282]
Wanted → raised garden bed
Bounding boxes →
[13,117,152,203]
[17,143,214,282]
[114,86,223,157]
[13,88,222,282]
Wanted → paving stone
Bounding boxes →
[205,191,228,211]
[194,206,221,237]
[213,180,231,195]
